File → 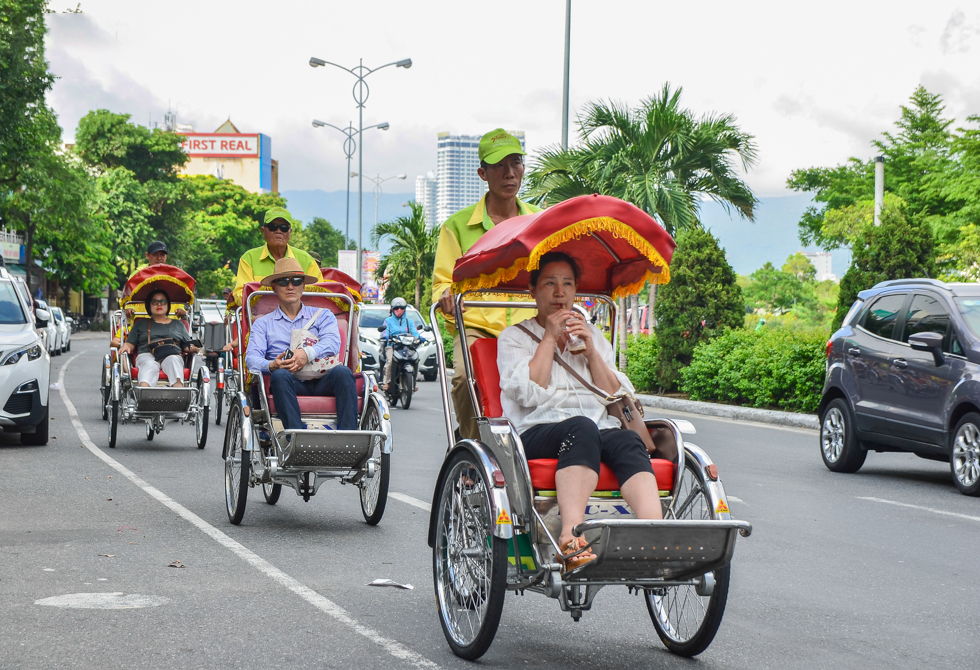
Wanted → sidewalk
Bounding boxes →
[71,331,109,341]
[636,393,819,430]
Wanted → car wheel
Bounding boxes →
[820,398,867,473]
[950,413,980,496]
[423,371,436,382]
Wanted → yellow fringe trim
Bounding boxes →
[452,216,671,296]
[120,274,195,307]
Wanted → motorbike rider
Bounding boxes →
[381,297,420,392]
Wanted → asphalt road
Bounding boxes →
[2,336,979,669]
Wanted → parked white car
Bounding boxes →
[50,306,70,353]
[34,300,59,356]
[0,267,50,444]
[357,303,438,381]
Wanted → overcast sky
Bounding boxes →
[45,1,980,198]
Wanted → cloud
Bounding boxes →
[773,95,804,117]
[46,12,113,49]
[907,24,925,48]
[940,9,980,54]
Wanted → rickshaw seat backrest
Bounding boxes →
[470,337,502,418]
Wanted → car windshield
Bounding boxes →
[53,310,63,322]
[954,297,980,338]
[0,283,27,324]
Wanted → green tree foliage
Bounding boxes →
[0,0,54,189]
[289,216,351,269]
[834,200,935,331]
[742,262,807,314]
[782,252,816,282]
[625,334,659,393]
[176,175,285,277]
[654,227,743,389]
[373,201,439,310]
[524,84,759,235]
[196,267,236,299]
[789,86,961,251]
[681,328,827,413]
[74,110,190,282]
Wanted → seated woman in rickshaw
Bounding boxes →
[497,252,662,571]
[117,289,199,387]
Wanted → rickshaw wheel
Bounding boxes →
[195,371,209,449]
[107,400,118,449]
[399,372,413,409]
[432,450,507,660]
[645,457,730,657]
[224,403,249,524]
[145,423,154,441]
[262,483,282,505]
[359,401,389,525]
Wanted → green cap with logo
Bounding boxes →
[479,128,526,165]
[263,206,293,226]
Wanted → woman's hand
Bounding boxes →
[184,344,200,354]
[543,309,573,345]
[118,342,134,356]
[565,312,594,355]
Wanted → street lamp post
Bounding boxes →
[352,172,407,235]
[311,120,390,249]
[309,56,412,283]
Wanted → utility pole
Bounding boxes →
[874,156,884,226]
[561,0,571,150]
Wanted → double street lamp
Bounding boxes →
[311,120,389,251]
[351,171,406,237]
[309,56,412,282]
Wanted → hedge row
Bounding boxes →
[679,328,827,413]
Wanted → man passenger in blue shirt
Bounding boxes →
[381,297,420,390]
[245,258,357,430]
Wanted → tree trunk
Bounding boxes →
[648,282,658,332]
[414,274,422,311]
[24,217,36,294]
[630,294,640,335]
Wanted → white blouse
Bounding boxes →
[497,318,634,435]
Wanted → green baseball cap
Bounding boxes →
[263,206,293,226]
[479,128,526,165]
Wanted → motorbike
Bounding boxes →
[379,324,421,409]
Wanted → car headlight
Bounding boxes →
[1,342,43,366]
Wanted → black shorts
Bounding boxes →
[519,416,653,487]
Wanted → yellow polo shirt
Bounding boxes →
[231,244,323,309]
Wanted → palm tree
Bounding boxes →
[523,83,759,234]
[372,201,439,310]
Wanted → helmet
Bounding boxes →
[390,298,408,312]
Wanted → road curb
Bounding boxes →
[636,393,820,430]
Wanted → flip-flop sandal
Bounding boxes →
[560,537,597,572]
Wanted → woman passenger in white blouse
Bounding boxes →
[497,251,662,571]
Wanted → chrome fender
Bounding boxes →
[427,440,514,548]
[367,391,393,455]
[223,391,254,460]
[681,443,752,537]
[110,362,121,402]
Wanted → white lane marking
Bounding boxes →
[858,496,980,523]
[390,492,431,512]
[728,496,746,505]
[57,353,438,670]
[36,592,168,609]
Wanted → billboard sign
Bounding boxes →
[179,133,259,158]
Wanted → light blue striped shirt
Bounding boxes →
[245,303,342,374]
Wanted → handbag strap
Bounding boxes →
[515,323,622,403]
[302,308,325,331]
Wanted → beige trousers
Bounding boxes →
[452,328,493,440]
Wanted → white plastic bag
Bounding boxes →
[290,308,342,380]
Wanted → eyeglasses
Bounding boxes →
[274,277,305,287]
[265,223,291,233]
[150,299,168,306]
[392,307,405,311]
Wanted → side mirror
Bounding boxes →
[423,325,432,332]
[909,331,945,366]
[378,323,387,332]
[35,308,50,328]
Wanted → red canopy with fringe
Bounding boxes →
[120,264,196,307]
[451,194,676,299]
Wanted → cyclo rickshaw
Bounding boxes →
[101,265,211,450]
[427,195,752,660]
[221,275,392,525]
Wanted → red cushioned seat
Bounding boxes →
[130,367,191,382]
[528,458,674,491]
[264,373,365,416]
[471,338,503,418]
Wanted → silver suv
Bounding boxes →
[0,268,50,444]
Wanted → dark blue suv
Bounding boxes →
[819,278,980,495]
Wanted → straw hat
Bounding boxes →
[260,257,318,287]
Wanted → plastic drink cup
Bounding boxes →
[567,319,586,354]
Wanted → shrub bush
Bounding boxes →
[626,334,659,393]
[680,328,827,413]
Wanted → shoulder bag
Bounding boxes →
[515,323,672,459]
[147,320,183,362]
[290,308,342,380]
